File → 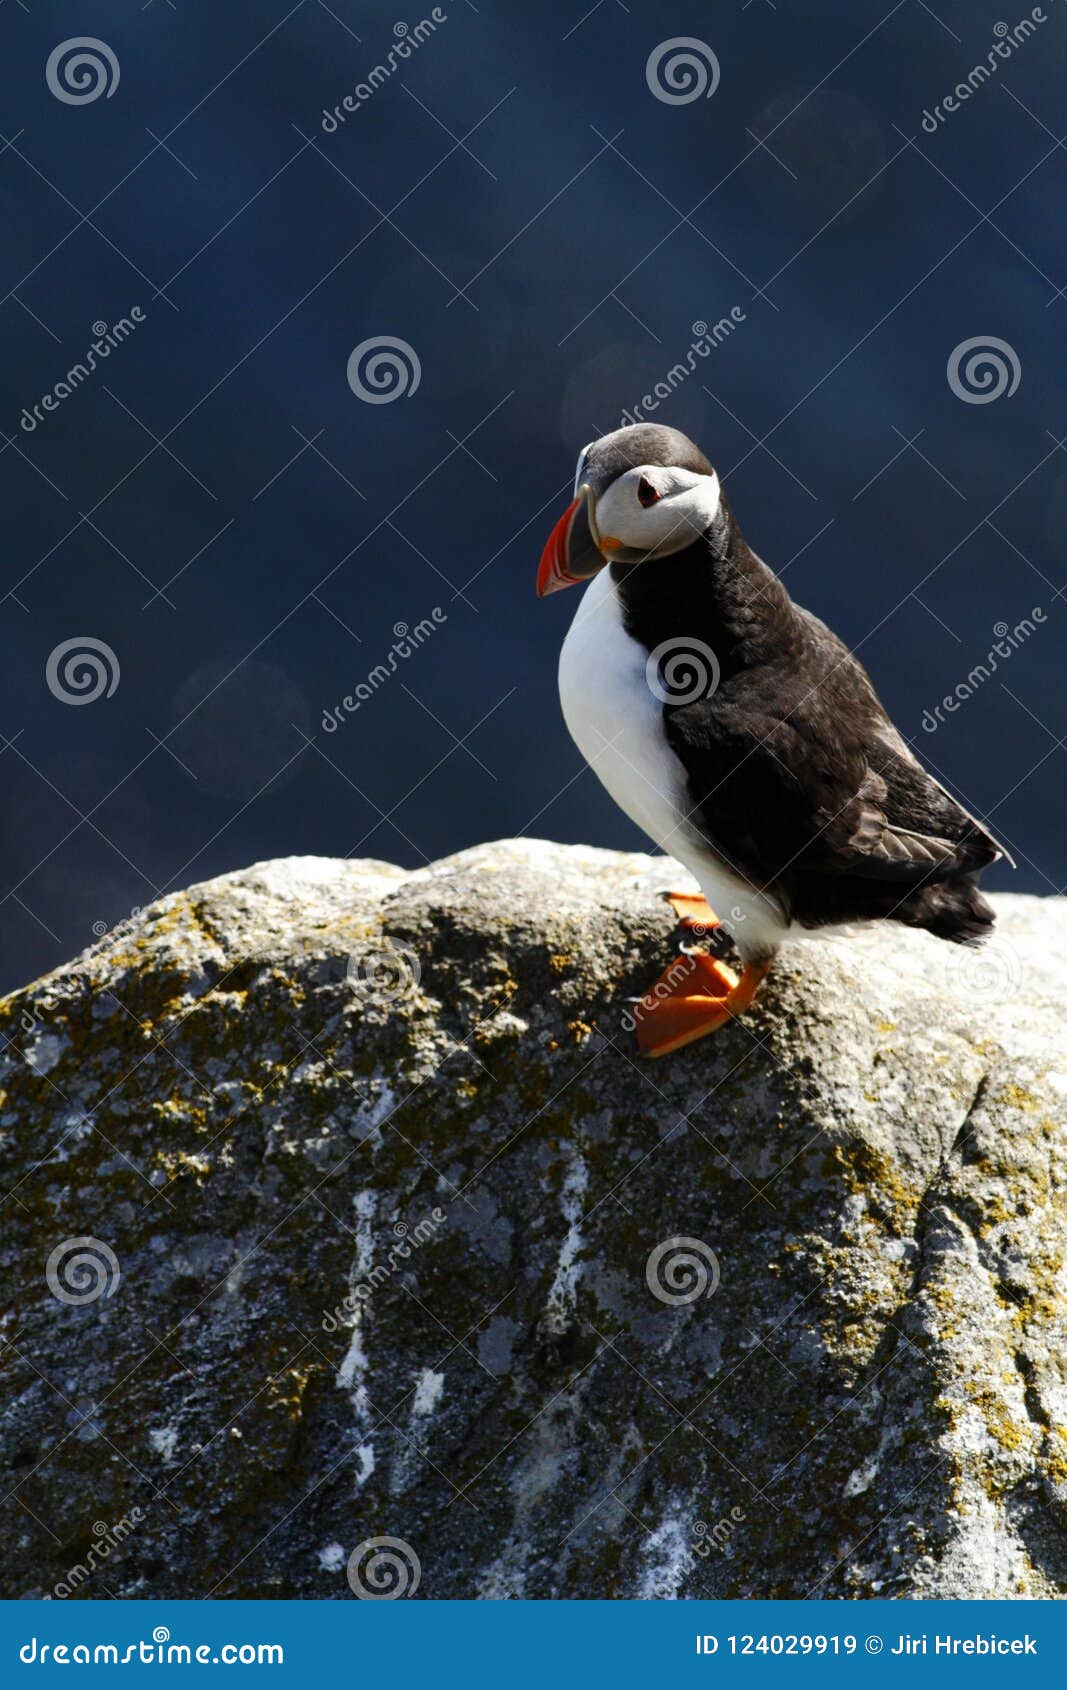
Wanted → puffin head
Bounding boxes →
[536,424,723,596]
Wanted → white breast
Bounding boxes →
[557,570,787,962]
[559,571,691,849]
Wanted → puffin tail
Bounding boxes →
[896,873,996,946]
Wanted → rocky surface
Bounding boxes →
[1,839,1066,1600]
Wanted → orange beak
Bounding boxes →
[536,485,606,597]
[537,498,582,596]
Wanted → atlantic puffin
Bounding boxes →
[537,423,1010,1057]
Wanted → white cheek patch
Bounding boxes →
[670,471,720,547]
[596,468,721,557]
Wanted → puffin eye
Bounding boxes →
[637,475,660,508]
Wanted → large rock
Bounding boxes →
[1,841,1066,1600]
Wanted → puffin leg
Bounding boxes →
[635,960,771,1059]
[662,890,720,932]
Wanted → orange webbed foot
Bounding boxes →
[634,959,770,1058]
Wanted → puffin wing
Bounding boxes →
[662,682,1003,892]
[793,606,1014,867]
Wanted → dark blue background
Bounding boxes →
[1,0,1063,994]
